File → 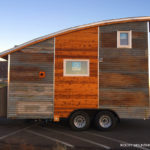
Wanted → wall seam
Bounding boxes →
[53,38,55,119]
[7,54,10,118]
[98,26,100,108]
[147,21,150,118]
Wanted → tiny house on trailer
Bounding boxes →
[0,16,150,131]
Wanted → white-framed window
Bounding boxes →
[117,31,132,48]
[63,59,90,76]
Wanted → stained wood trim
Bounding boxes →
[1,17,150,57]
[98,26,100,108]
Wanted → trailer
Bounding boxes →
[0,16,150,131]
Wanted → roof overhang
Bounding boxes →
[1,16,150,57]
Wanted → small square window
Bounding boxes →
[117,31,132,48]
[64,59,89,76]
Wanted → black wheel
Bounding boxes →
[69,111,90,131]
[95,111,118,131]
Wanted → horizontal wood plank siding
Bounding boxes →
[99,89,148,106]
[99,106,149,119]
[99,21,149,119]
[55,27,98,118]
[8,39,54,119]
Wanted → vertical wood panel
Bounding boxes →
[55,27,98,118]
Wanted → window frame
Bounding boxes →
[117,30,132,48]
[63,59,90,76]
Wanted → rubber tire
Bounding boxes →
[95,111,118,131]
[69,111,90,131]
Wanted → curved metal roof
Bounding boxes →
[0,16,150,57]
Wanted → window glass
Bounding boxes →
[64,60,89,76]
[120,33,128,45]
[117,31,132,48]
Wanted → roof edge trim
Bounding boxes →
[1,16,150,57]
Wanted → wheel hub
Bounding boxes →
[99,115,112,128]
[74,115,86,128]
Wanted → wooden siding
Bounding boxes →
[0,86,7,117]
[99,106,149,119]
[99,21,149,118]
[55,27,98,118]
[16,101,53,118]
[8,39,54,119]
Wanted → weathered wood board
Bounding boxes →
[99,21,149,118]
[8,39,54,119]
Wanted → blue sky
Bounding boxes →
[0,0,149,52]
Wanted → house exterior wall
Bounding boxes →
[54,27,98,118]
[99,21,149,118]
[8,39,54,119]
[5,21,150,120]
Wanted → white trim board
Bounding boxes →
[63,59,90,77]
[117,31,132,48]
